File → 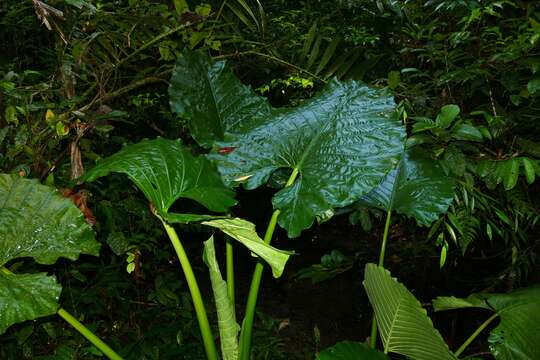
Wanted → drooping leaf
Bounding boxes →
[82,138,236,217]
[434,286,540,360]
[164,213,229,224]
[0,174,99,333]
[170,52,405,237]
[361,147,455,226]
[0,174,99,266]
[203,237,239,360]
[432,294,489,311]
[0,271,62,334]
[317,341,388,360]
[202,218,292,278]
[363,263,456,360]
[169,51,273,148]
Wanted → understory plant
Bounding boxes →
[77,49,407,359]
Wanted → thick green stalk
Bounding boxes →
[57,308,124,360]
[454,313,498,357]
[239,168,299,360]
[161,221,219,360]
[226,237,236,316]
[369,209,392,349]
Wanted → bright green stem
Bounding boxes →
[161,221,219,360]
[369,209,392,349]
[239,168,299,360]
[226,237,236,316]
[57,308,124,360]
[454,313,499,357]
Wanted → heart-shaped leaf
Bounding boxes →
[0,271,61,334]
[361,147,455,226]
[363,263,456,360]
[169,52,405,237]
[434,286,540,360]
[0,174,99,266]
[0,174,99,333]
[169,51,273,148]
[202,218,292,278]
[82,138,237,217]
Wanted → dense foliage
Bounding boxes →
[1,0,539,359]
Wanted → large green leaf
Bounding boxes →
[363,263,456,360]
[202,218,292,278]
[203,237,239,360]
[0,174,99,266]
[0,271,61,334]
[169,51,273,148]
[0,174,99,333]
[170,52,405,237]
[361,147,455,226]
[82,138,236,217]
[434,286,540,360]
[317,341,389,360]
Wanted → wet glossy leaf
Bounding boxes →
[317,341,388,360]
[0,174,99,333]
[363,264,456,360]
[202,218,292,278]
[203,237,239,360]
[362,147,455,226]
[434,286,540,360]
[171,52,405,237]
[0,174,99,266]
[82,138,236,217]
[0,272,61,334]
[169,51,273,148]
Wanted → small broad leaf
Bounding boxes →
[0,271,62,334]
[203,237,239,360]
[170,52,405,238]
[452,123,484,142]
[362,147,455,226]
[82,138,236,217]
[317,341,388,360]
[0,174,99,333]
[0,174,99,266]
[502,158,519,190]
[363,263,456,360]
[527,77,540,97]
[434,286,540,360]
[521,158,536,184]
[202,218,292,278]
[436,104,460,129]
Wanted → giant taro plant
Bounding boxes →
[168,50,406,359]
